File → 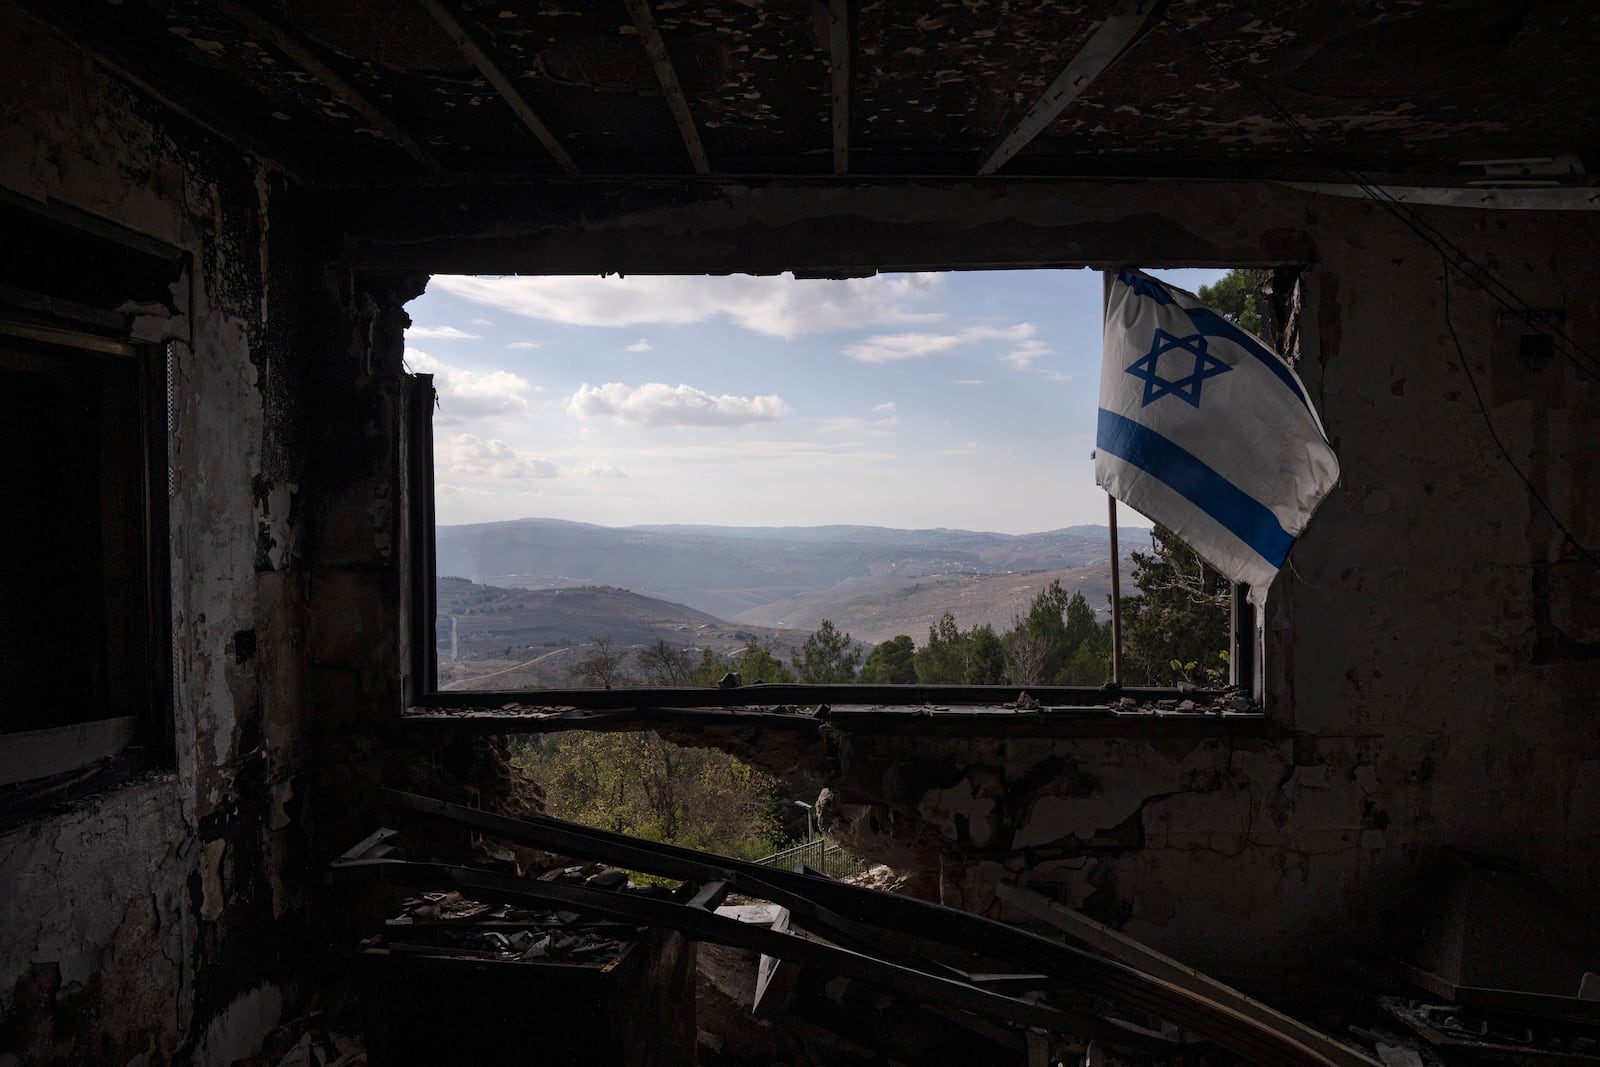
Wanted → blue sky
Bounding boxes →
[405,268,1226,534]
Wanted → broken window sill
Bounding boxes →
[401,701,1265,739]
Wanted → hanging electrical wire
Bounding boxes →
[1164,14,1600,563]
[1164,17,1600,384]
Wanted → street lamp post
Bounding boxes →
[794,800,815,842]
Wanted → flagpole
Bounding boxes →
[1107,493,1123,689]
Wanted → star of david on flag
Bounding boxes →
[1094,270,1340,601]
[1125,328,1232,408]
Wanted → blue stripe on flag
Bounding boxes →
[1181,307,1309,412]
[1115,270,1175,304]
[1113,272,1311,413]
[1096,408,1295,567]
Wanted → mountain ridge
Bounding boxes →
[435,517,1150,621]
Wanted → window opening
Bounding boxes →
[405,267,1269,709]
[0,326,171,788]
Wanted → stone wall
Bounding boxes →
[0,9,388,1062]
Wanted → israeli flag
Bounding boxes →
[1095,270,1339,600]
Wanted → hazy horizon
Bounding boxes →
[434,513,1154,534]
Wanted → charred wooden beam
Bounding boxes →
[996,885,1379,1067]
[324,176,1320,277]
[341,855,1083,1032]
[209,0,442,175]
[819,0,850,174]
[623,0,711,175]
[11,1,311,176]
[401,702,1265,740]
[376,790,1377,1067]
[416,682,1228,710]
[413,0,578,176]
[978,0,1167,176]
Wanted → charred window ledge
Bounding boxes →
[404,685,1264,740]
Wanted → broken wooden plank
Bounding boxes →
[752,906,799,1017]
[622,0,710,175]
[978,0,1167,175]
[414,0,578,176]
[1390,956,1600,1025]
[377,789,1380,1066]
[995,884,1379,1067]
[685,879,731,912]
[344,856,1082,1033]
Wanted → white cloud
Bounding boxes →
[819,400,899,436]
[408,325,481,340]
[469,317,493,326]
[839,321,1051,368]
[1041,370,1073,382]
[952,379,987,386]
[961,324,1035,344]
[504,340,540,350]
[935,440,981,456]
[406,347,535,421]
[625,339,653,352]
[1000,339,1051,370]
[842,332,966,363]
[440,434,558,481]
[567,382,790,427]
[432,273,946,340]
[964,323,1054,370]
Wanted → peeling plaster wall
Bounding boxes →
[814,202,1600,979]
[331,173,1600,982]
[0,10,329,1063]
[330,172,1600,977]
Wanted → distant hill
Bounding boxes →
[435,578,801,691]
[733,562,1129,644]
[435,518,1149,620]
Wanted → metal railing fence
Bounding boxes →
[754,836,871,880]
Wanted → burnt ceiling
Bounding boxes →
[26,0,1600,187]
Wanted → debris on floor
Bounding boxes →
[335,789,1400,1066]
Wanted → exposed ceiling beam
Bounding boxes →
[414,0,579,177]
[821,0,850,174]
[210,0,442,176]
[623,0,711,176]
[978,0,1166,176]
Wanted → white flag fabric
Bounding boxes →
[1095,270,1339,600]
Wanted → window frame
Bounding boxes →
[402,335,1262,719]
[0,321,173,787]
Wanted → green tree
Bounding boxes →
[688,648,730,686]
[515,731,783,859]
[1121,526,1231,685]
[1196,269,1265,337]
[1016,579,1073,684]
[859,634,916,683]
[732,637,796,684]
[915,613,1005,684]
[791,619,862,683]
[916,613,966,683]
[965,623,1007,684]
[1057,591,1113,685]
